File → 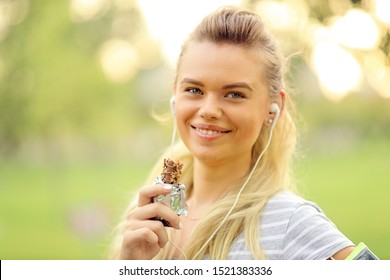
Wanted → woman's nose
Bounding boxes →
[199,95,222,119]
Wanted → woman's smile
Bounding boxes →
[174,41,271,164]
[191,124,232,140]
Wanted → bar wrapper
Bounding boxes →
[153,177,188,216]
[153,158,188,217]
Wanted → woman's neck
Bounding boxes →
[190,154,252,206]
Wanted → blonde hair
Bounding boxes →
[108,6,298,260]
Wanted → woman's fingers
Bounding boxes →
[128,202,181,230]
[138,184,172,206]
[120,227,161,259]
[120,212,174,259]
[126,219,169,248]
[119,184,182,259]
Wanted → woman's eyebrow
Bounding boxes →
[222,82,253,91]
[181,78,253,91]
[181,78,205,87]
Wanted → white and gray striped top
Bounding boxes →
[227,191,354,260]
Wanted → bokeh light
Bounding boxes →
[69,0,110,22]
[364,50,390,99]
[255,0,308,31]
[0,0,29,41]
[135,0,243,66]
[0,0,389,260]
[330,9,380,50]
[373,0,390,25]
[311,42,362,100]
[98,38,139,83]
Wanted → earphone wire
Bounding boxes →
[168,122,275,260]
[168,235,188,260]
[191,118,278,260]
[170,116,177,159]
[167,109,189,259]
[168,98,280,259]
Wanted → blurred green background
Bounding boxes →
[0,0,389,259]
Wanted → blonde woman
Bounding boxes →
[109,7,355,260]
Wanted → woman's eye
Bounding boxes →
[226,92,245,99]
[186,88,202,95]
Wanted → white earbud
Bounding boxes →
[170,96,176,116]
[269,103,280,129]
[270,102,279,114]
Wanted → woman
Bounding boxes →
[108,6,355,260]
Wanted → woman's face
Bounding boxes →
[174,41,271,166]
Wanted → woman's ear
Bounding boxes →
[264,89,286,127]
[278,89,286,117]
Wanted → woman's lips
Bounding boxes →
[191,124,231,139]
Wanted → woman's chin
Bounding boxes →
[190,148,222,164]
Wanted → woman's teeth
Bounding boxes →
[196,128,223,135]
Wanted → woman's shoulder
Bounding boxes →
[228,191,320,260]
[228,190,353,260]
[265,190,317,207]
[261,190,330,244]
[262,190,322,220]
[261,190,354,259]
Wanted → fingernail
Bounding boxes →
[163,185,172,190]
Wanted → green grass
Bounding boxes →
[295,139,390,259]
[0,161,150,259]
[0,139,389,259]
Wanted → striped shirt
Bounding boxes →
[227,191,354,260]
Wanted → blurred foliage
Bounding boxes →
[0,0,389,259]
[0,0,170,161]
[0,0,389,160]
[0,138,389,259]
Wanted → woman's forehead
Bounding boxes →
[177,41,267,87]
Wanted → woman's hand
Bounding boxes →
[119,184,181,260]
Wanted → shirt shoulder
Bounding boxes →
[228,191,354,260]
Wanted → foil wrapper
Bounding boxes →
[153,176,188,216]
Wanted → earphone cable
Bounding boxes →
[170,117,177,159]
[168,100,279,259]
[168,235,188,260]
[191,121,277,259]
